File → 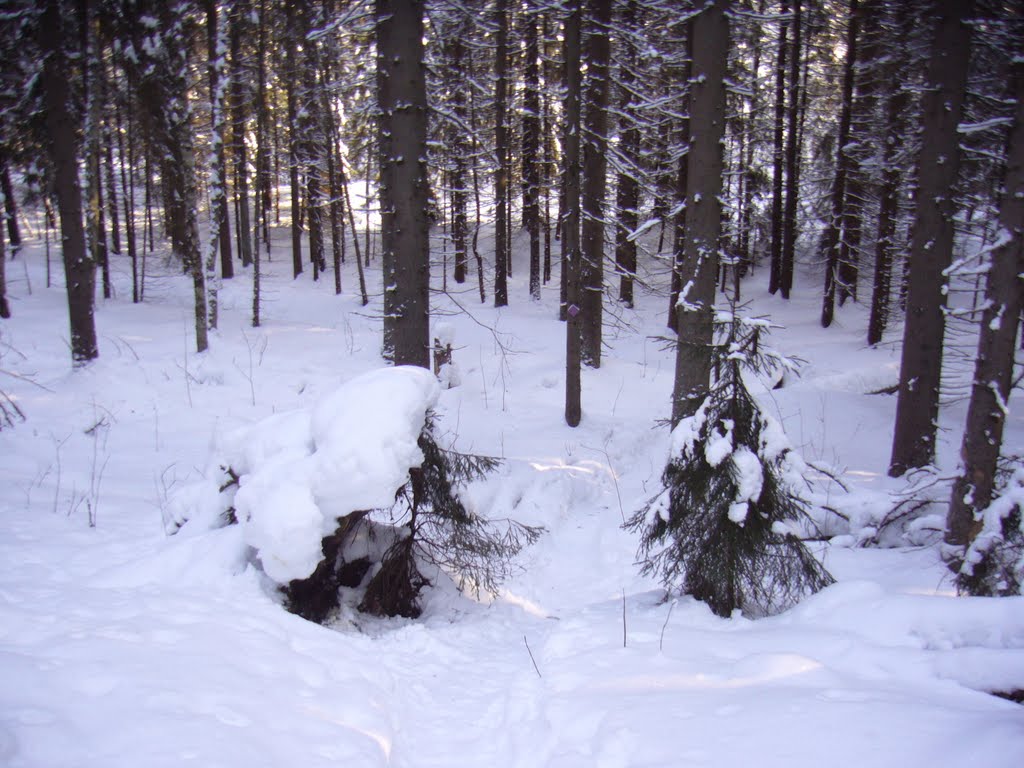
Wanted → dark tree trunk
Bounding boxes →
[945,57,1024,552]
[286,11,303,280]
[103,122,121,258]
[889,1,974,476]
[671,0,729,426]
[377,0,430,368]
[0,156,20,254]
[115,84,139,303]
[523,8,542,300]
[820,0,859,327]
[230,0,254,268]
[839,0,876,307]
[493,0,510,308]
[768,2,788,296]
[0,203,8,318]
[563,1,583,427]
[615,0,640,308]
[667,35,692,333]
[446,32,468,286]
[868,1,912,346]
[580,0,611,368]
[40,0,98,364]
[779,0,802,299]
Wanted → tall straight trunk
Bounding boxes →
[0,156,20,254]
[671,0,729,426]
[84,7,110,302]
[377,0,430,368]
[779,0,801,299]
[493,0,510,308]
[448,34,468,285]
[867,1,911,345]
[206,0,229,331]
[820,0,859,327]
[286,13,303,280]
[323,72,344,295]
[739,0,765,279]
[580,0,610,368]
[115,84,139,303]
[254,0,272,259]
[667,35,693,333]
[299,11,326,282]
[40,0,98,364]
[615,0,640,308]
[838,0,875,307]
[0,198,8,317]
[542,13,555,285]
[103,122,121,257]
[768,2,788,296]
[523,8,542,300]
[946,57,1024,552]
[130,1,208,352]
[889,1,974,476]
[230,0,254,268]
[563,1,583,427]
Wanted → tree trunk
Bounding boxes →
[945,57,1024,550]
[0,155,20,255]
[231,0,254,269]
[377,0,430,368]
[615,0,640,308]
[286,10,303,280]
[820,0,859,327]
[40,0,98,364]
[523,7,542,300]
[768,2,788,296]
[563,0,583,427]
[889,1,974,476]
[493,0,510,308]
[867,1,912,346]
[779,0,802,299]
[671,0,729,426]
[580,0,611,368]
[449,33,469,286]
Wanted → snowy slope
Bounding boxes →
[1,220,1022,767]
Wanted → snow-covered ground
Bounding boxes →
[1,220,1022,767]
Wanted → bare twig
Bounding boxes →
[523,635,542,678]
[659,598,676,652]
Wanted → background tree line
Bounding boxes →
[0,0,1021,591]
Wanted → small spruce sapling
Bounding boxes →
[358,415,542,617]
[626,309,833,617]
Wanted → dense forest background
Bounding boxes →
[0,0,1022,594]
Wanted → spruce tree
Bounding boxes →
[627,311,833,618]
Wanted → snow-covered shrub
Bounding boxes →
[167,366,540,622]
[626,311,833,618]
[958,467,1024,597]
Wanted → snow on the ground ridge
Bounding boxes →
[169,365,440,584]
[1,227,1022,768]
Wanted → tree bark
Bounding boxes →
[945,57,1024,550]
[563,1,583,427]
[580,0,611,368]
[671,0,729,426]
[820,0,859,327]
[889,0,974,476]
[493,0,510,308]
[40,0,98,364]
[377,0,430,368]
[615,0,640,308]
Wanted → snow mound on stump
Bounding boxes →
[172,366,440,584]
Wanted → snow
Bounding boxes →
[1,201,1023,767]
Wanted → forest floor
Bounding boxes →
[1,218,1022,767]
